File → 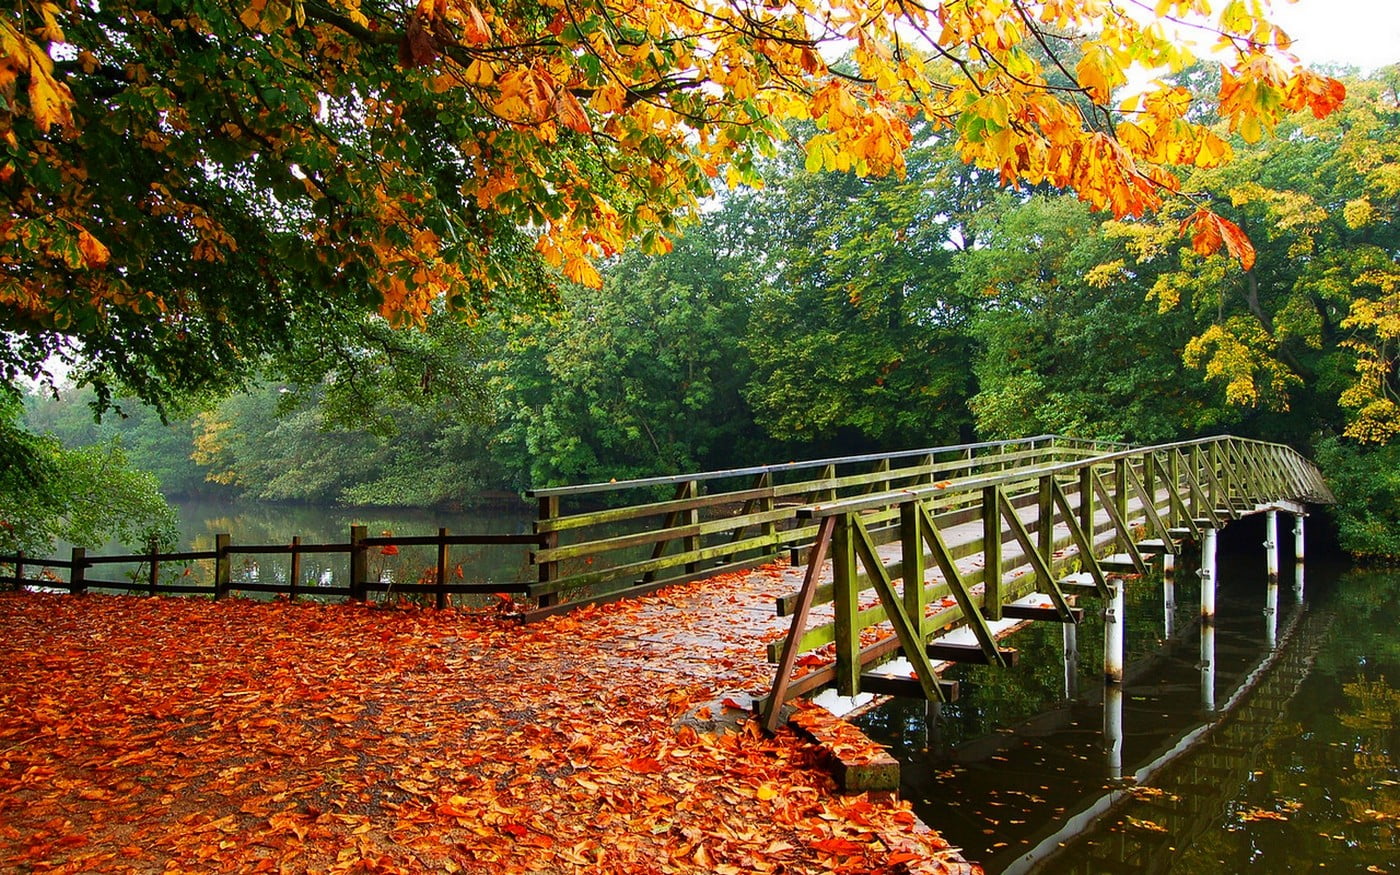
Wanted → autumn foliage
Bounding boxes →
[0,0,1345,402]
[0,589,967,874]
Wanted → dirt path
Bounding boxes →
[0,576,975,874]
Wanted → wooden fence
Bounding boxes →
[0,526,538,609]
[526,435,1127,615]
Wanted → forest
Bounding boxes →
[0,0,1393,562]
[11,64,1400,560]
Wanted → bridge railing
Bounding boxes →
[524,435,1124,615]
[760,435,1332,729]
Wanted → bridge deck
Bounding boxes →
[576,486,1284,715]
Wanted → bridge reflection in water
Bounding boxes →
[856,535,1341,874]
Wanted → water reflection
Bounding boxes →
[69,497,537,602]
[855,548,1400,873]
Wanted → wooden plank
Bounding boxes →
[926,642,1020,666]
[832,514,860,697]
[535,505,793,563]
[1090,468,1148,576]
[1001,604,1084,623]
[530,532,782,596]
[535,485,776,534]
[920,500,1005,666]
[858,674,960,701]
[1050,477,1108,596]
[998,489,1077,623]
[763,516,836,733]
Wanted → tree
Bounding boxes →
[1104,68,1400,448]
[23,386,213,496]
[0,0,1345,412]
[957,191,1237,443]
[741,131,981,447]
[493,219,765,487]
[0,389,176,555]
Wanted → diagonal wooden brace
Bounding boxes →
[852,522,947,702]
[915,501,1007,667]
[998,489,1077,622]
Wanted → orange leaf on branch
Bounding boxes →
[1179,207,1257,272]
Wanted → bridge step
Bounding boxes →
[859,673,960,701]
[1135,539,1173,554]
[925,641,1020,666]
[999,603,1084,624]
[1099,553,1140,573]
[1167,527,1195,539]
[1059,572,1100,592]
[1192,517,1217,527]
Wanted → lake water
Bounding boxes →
[49,497,539,599]
[854,519,1400,873]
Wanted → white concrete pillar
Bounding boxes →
[1265,579,1279,651]
[1265,510,1279,584]
[1163,553,1177,639]
[1063,622,1080,701]
[1294,514,1306,562]
[1200,527,1218,625]
[1104,577,1125,685]
[1201,623,1216,713]
[1104,683,1124,780]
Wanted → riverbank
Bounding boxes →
[0,583,973,874]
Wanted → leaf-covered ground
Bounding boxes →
[0,575,973,874]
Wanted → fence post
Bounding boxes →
[832,514,860,698]
[537,496,559,609]
[148,539,159,597]
[682,480,700,573]
[70,547,86,594]
[349,525,368,601]
[982,486,1002,620]
[1113,458,1129,552]
[900,502,927,637]
[214,533,231,600]
[1078,465,1095,538]
[12,550,23,590]
[436,527,449,610]
[289,536,302,600]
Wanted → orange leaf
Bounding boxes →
[76,229,110,268]
[1217,214,1257,272]
[1179,207,1255,271]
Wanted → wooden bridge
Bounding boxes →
[3,434,1332,740]
[526,434,1332,731]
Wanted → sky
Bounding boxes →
[1252,0,1400,70]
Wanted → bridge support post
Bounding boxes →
[1104,683,1124,780]
[1265,577,1279,651]
[1294,513,1306,603]
[1200,527,1217,624]
[1265,510,1279,584]
[1162,553,1176,639]
[1063,622,1079,701]
[1103,576,1124,685]
[1201,622,1216,713]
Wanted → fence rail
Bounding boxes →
[0,526,538,609]
[526,434,1126,615]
